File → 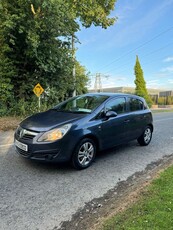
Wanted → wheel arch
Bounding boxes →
[148,123,154,132]
[83,134,100,152]
[71,134,99,169]
[71,133,100,157]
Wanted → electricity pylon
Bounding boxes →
[94,73,109,92]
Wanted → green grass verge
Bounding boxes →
[101,165,173,230]
[151,109,173,113]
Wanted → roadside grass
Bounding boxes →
[151,109,173,113]
[0,116,22,131]
[101,165,173,230]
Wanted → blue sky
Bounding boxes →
[75,0,173,90]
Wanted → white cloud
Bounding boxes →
[146,80,161,89]
[161,66,173,73]
[154,72,171,78]
[88,75,132,89]
[147,80,159,84]
[163,57,173,62]
[115,77,127,81]
[168,79,173,84]
[101,75,135,88]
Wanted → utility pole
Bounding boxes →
[72,35,76,97]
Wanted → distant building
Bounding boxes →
[159,91,173,97]
[89,87,162,95]
[89,86,135,94]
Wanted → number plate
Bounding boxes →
[15,139,28,152]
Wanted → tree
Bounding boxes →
[75,62,89,95]
[66,0,117,29]
[45,61,89,105]
[0,0,118,115]
[134,56,153,107]
[67,0,117,96]
[167,96,173,105]
[0,0,78,100]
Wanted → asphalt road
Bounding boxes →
[0,112,173,230]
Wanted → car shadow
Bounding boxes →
[27,159,73,171]
[8,140,139,173]
[5,145,74,173]
[96,140,138,161]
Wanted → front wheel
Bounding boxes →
[137,126,152,146]
[72,138,96,170]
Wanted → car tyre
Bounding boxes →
[72,138,96,170]
[137,126,152,146]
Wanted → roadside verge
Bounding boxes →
[59,154,173,230]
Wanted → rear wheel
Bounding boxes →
[137,126,152,146]
[72,138,96,170]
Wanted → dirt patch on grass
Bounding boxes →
[0,117,21,131]
[59,154,173,230]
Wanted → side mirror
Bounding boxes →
[105,111,118,119]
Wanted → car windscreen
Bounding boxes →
[53,95,109,113]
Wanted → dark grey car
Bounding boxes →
[14,93,153,169]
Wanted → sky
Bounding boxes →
[75,0,173,90]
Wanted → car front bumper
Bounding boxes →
[14,132,78,163]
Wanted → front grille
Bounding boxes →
[21,134,35,141]
[16,126,39,141]
[15,146,31,157]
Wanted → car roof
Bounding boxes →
[83,92,144,100]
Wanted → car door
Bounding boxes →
[98,97,128,150]
[124,97,147,141]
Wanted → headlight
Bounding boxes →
[37,124,72,142]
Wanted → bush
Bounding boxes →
[0,96,57,117]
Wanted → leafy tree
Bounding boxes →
[134,56,153,107]
[167,96,173,105]
[44,62,89,105]
[75,62,89,95]
[0,0,117,116]
[66,0,117,28]
[158,97,165,105]
[0,0,78,100]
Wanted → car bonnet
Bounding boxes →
[20,109,88,132]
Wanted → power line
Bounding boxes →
[97,26,173,72]
[103,41,173,75]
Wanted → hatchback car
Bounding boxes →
[14,93,153,169]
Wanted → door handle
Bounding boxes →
[124,119,130,123]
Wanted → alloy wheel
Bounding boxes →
[77,142,94,166]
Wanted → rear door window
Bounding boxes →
[128,98,144,111]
